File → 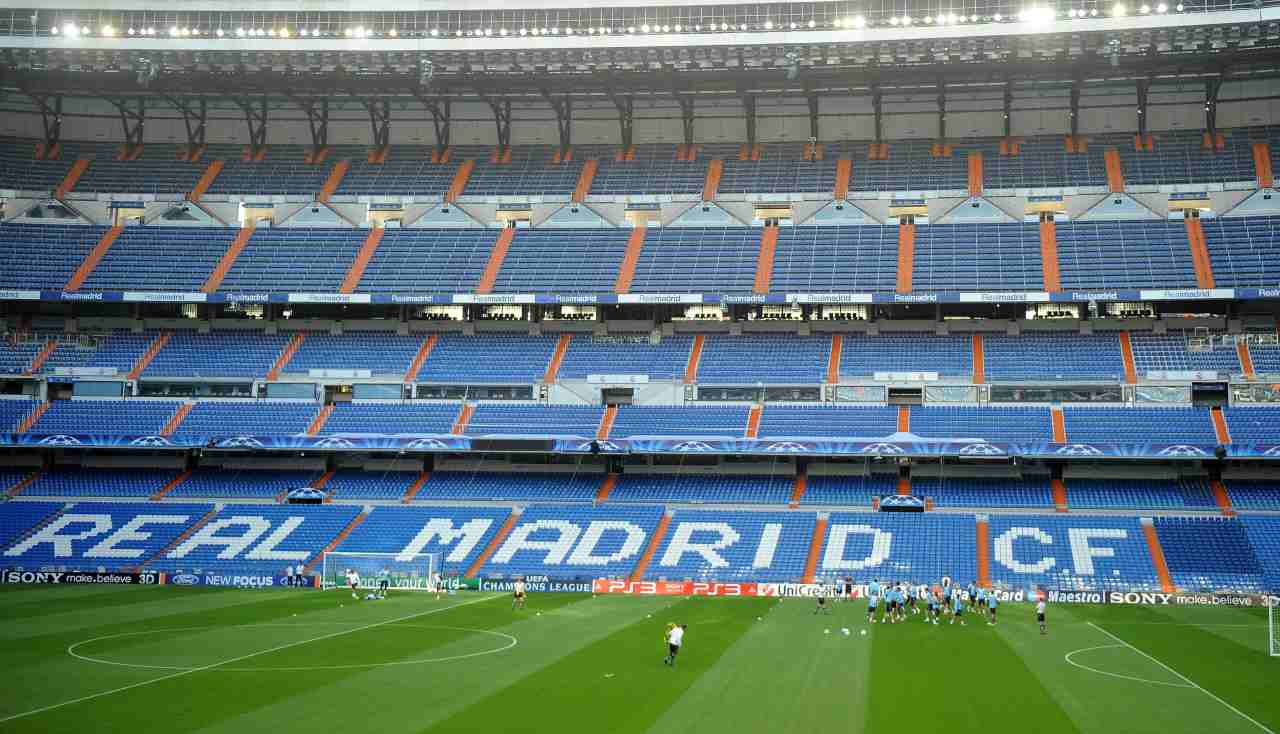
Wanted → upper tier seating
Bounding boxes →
[490,229,632,295]
[321,403,460,435]
[422,335,557,383]
[1249,337,1280,375]
[589,146,707,196]
[204,145,329,196]
[2,501,213,571]
[838,334,972,379]
[219,228,362,293]
[609,405,749,438]
[608,474,793,504]
[165,469,321,500]
[913,477,1055,508]
[1220,408,1280,443]
[697,335,829,384]
[18,468,182,498]
[0,223,105,290]
[645,509,816,582]
[628,227,758,294]
[333,504,513,575]
[323,469,418,501]
[716,144,830,195]
[909,406,1054,443]
[799,474,897,506]
[284,333,424,378]
[28,331,156,376]
[1055,220,1198,290]
[335,147,457,198]
[757,405,898,439]
[1201,216,1280,287]
[475,504,665,579]
[983,334,1126,382]
[556,335,692,382]
[768,224,899,293]
[0,399,38,431]
[1153,516,1265,591]
[81,227,237,292]
[986,514,1159,591]
[0,138,77,192]
[356,229,494,295]
[1128,331,1243,376]
[172,402,317,438]
[464,404,602,437]
[143,331,292,379]
[73,143,205,195]
[912,223,1044,292]
[1061,407,1218,444]
[1063,479,1218,510]
[460,146,580,196]
[148,503,360,576]
[418,471,601,503]
[28,399,184,436]
[1222,479,1280,510]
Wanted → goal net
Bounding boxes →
[320,552,440,592]
[1270,596,1280,657]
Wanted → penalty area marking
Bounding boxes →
[1062,644,1193,688]
[0,593,502,724]
[67,623,518,672]
[1088,622,1277,734]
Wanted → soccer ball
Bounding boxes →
[860,629,867,636]
[841,628,850,636]
[824,629,830,634]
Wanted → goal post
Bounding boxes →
[1270,595,1280,658]
[320,552,440,592]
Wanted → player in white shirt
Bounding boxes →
[1036,598,1047,635]
[512,579,527,610]
[431,571,443,600]
[664,623,686,667]
[345,569,360,599]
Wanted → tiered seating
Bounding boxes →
[1128,331,1243,376]
[81,227,235,292]
[27,400,183,436]
[204,145,330,196]
[165,468,320,500]
[983,334,1125,381]
[284,333,423,377]
[1201,216,1280,287]
[419,471,600,503]
[1220,408,1280,443]
[422,335,557,383]
[0,500,64,550]
[3,501,211,571]
[0,399,38,431]
[644,509,816,581]
[1055,220,1198,289]
[1249,337,1280,375]
[41,331,157,375]
[588,145,706,196]
[609,405,749,438]
[333,504,513,575]
[984,136,1102,190]
[985,514,1158,591]
[839,334,972,379]
[490,229,632,294]
[1222,479,1280,510]
[910,406,1053,443]
[1113,129,1255,186]
[355,229,494,294]
[628,227,758,294]
[150,503,360,576]
[1061,407,1217,444]
[912,477,1055,508]
[697,335,828,384]
[172,402,317,438]
[799,474,896,506]
[821,513,977,585]
[717,148,832,195]
[0,137,77,192]
[335,147,457,197]
[73,144,204,195]
[912,223,1044,292]
[757,406,898,438]
[0,224,107,290]
[462,147,580,196]
[324,469,417,500]
[835,140,970,192]
[1153,516,1264,591]
[143,331,292,378]
[557,335,692,381]
[608,474,792,504]
[219,228,362,293]
[1063,478,1218,510]
[476,504,665,579]
[1241,516,1280,591]
[769,224,899,293]
[18,468,180,498]
[322,403,459,435]
[464,404,601,437]
[0,334,56,375]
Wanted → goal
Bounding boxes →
[1271,596,1280,657]
[319,552,440,592]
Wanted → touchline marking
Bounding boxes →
[1088,622,1276,734]
[1063,644,1193,688]
[0,594,501,723]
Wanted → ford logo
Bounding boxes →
[172,574,199,586]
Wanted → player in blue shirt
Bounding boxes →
[867,579,881,623]
[987,590,998,625]
[975,586,986,611]
[950,589,966,625]
[906,582,919,616]
[942,582,953,617]
[924,588,938,624]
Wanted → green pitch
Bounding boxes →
[1,586,1276,734]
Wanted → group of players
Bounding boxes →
[818,578,1046,634]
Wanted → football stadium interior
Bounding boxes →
[1,0,1279,730]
